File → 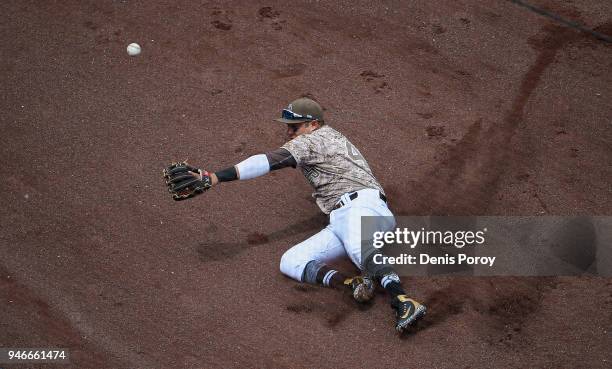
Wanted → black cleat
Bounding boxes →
[392,295,427,332]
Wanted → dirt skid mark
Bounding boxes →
[272,63,307,78]
[389,118,483,215]
[211,8,232,30]
[414,277,558,345]
[360,70,385,79]
[0,271,79,345]
[261,214,328,243]
[415,284,468,332]
[398,25,578,215]
[197,214,327,262]
[286,303,314,313]
[426,125,447,138]
[432,24,446,34]
[1,263,145,367]
[258,6,280,19]
[197,240,255,262]
[84,20,97,30]
[285,290,358,328]
[293,284,320,293]
[212,20,231,31]
[403,39,440,56]
[360,70,390,93]
[247,232,269,245]
[258,6,285,30]
[417,112,434,119]
[592,22,612,44]
[400,280,472,338]
[478,277,558,346]
[234,141,246,153]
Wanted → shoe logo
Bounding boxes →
[401,304,415,319]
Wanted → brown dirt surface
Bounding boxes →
[1,0,611,368]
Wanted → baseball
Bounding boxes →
[126,42,141,56]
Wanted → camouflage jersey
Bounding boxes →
[280,126,384,214]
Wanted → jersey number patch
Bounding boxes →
[346,142,365,163]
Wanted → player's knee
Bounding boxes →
[279,249,299,280]
[280,248,322,283]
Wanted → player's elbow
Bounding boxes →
[235,154,270,180]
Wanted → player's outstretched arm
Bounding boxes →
[163,149,296,200]
[211,148,297,186]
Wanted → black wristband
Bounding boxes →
[214,166,238,182]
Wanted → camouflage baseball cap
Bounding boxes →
[275,97,323,124]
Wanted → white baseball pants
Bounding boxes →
[280,188,396,281]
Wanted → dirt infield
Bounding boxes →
[1,0,611,368]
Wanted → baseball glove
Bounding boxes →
[163,161,212,201]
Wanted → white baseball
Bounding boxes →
[127,42,141,56]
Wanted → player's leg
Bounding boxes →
[364,258,427,332]
[328,190,396,273]
[279,226,349,289]
[330,189,427,331]
[279,227,374,300]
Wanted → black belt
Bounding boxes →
[333,191,387,210]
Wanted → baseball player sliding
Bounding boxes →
[163,97,426,332]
